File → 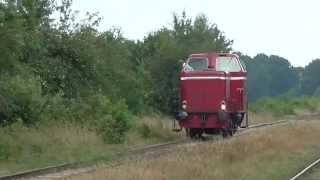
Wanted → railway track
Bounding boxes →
[0,119,304,180]
[290,157,320,180]
[0,140,188,180]
[0,139,190,180]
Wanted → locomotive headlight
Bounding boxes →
[182,104,187,110]
[182,100,187,110]
[220,102,226,111]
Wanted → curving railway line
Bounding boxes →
[0,119,310,180]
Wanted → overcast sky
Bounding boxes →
[72,0,320,67]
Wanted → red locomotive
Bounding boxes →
[175,52,248,138]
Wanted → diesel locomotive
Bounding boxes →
[175,52,248,138]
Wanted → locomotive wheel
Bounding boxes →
[228,128,234,136]
[222,129,229,138]
[189,128,197,138]
[185,128,190,137]
[189,129,203,139]
[222,125,235,138]
[197,129,204,139]
[228,120,237,136]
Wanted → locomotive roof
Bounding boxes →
[189,52,239,59]
[186,52,245,72]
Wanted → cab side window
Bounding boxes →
[184,58,208,71]
[216,57,242,72]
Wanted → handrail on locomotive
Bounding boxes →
[173,52,248,138]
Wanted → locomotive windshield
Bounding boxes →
[184,58,208,71]
[216,57,242,72]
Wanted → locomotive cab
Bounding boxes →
[176,52,247,138]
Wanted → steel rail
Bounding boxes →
[0,163,73,180]
[247,120,288,129]
[289,158,320,180]
[0,140,187,180]
[0,119,300,180]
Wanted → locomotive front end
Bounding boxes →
[175,52,247,138]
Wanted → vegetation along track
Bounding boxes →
[0,119,303,180]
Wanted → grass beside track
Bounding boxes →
[250,96,320,118]
[0,116,181,176]
[0,111,280,176]
[68,120,320,180]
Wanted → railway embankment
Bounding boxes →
[0,116,181,177]
[68,119,320,180]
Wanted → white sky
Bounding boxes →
[72,0,320,67]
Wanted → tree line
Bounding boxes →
[0,0,319,141]
[243,54,320,102]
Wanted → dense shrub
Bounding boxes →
[39,93,70,122]
[89,96,131,143]
[41,94,132,143]
[0,143,11,161]
[137,123,152,138]
[0,75,45,125]
[250,96,320,117]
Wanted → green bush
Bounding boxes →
[40,93,68,122]
[0,75,45,125]
[85,95,131,144]
[137,123,152,138]
[250,96,320,117]
[98,115,128,144]
[0,143,11,160]
[41,93,132,144]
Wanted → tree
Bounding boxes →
[242,54,299,102]
[301,59,320,95]
[142,12,233,113]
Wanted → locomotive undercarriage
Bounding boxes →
[176,112,246,138]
